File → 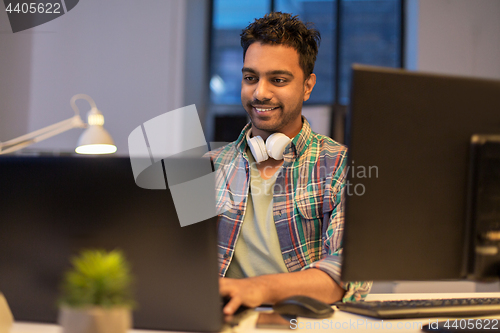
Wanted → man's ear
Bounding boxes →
[303,73,317,102]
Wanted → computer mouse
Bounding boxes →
[273,295,334,319]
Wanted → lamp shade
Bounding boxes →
[76,125,117,154]
[75,104,117,155]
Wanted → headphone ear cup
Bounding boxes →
[266,133,291,160]
[247,134,268,163]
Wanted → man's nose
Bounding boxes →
[253,80,273,102]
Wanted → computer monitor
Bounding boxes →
[0,156,222,331]
[466,134,500,279]
[341,65,500,282]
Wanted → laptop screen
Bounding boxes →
[0,156,222,331]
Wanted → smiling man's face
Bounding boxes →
[241,42,316,139]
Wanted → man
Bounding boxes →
[211,12,371,315]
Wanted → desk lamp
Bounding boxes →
[0,94,117,155]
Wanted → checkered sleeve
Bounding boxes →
[301,150,372,302]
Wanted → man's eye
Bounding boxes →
[244,76,257,82]
[274,78,286,84]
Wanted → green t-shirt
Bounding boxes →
[226,150,289,278]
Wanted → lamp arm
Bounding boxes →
[0,115,85,155]
[71,94,97,114]
[0,94,108,155]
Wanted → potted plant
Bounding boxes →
[58,249,135,333]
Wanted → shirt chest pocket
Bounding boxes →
[295,184,325,220]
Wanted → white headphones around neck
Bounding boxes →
[246,130,291,163]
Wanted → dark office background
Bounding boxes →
[2,1,498,155]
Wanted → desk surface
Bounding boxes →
[11,293,500,333]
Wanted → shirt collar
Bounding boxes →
[234,117,313,159]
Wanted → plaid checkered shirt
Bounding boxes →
[210,118,372,301]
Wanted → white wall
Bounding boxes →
[0,9,33,143]
[0,0,188,155]
[417,0,500,79]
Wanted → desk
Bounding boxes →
[11,293,500,333]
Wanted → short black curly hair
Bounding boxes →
[240,12,321,77]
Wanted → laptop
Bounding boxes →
[0,156,223,331]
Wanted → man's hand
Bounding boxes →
[219,269,346,315]
[219,277,267,315]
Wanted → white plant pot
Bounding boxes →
[0,293,13,333]
[58,306,132,333]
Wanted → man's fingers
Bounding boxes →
[219,277,231,296]
[223,296,242,315]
